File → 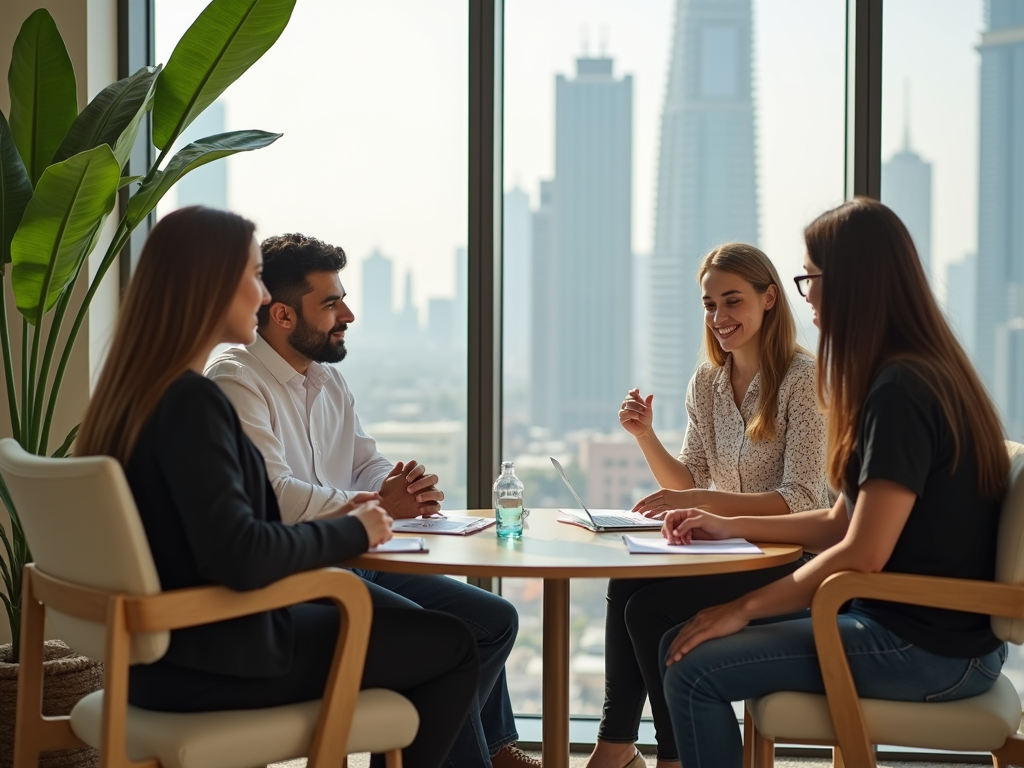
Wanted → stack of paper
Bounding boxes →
[622,535,763,555]
[391,515,495,536]
[368,537,429,553]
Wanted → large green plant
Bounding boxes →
[0,0,296,662]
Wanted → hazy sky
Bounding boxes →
[156,0,984,343]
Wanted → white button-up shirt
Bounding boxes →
[206,335,394,523]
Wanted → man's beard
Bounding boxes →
[288,312,347,363]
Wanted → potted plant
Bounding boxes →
[0,0,296,763]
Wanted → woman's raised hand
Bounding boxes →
[619,388,654,438]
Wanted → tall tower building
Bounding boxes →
[503,187,532,383]
[881,103,933,278]
[647,0,759,429]
[530,56,633,435]
[176,100,228,210]
[361,249,395,339]
[975,0,1024,410]
[530,181,558,432]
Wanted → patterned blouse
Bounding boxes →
[678,352,831,513]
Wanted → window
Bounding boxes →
[501,0,845,717]
[881,0,1024,700]
[154,0,469,508]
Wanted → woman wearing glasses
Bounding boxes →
[587,243,830,768]
[658,198,1008,767]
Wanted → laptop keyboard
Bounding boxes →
[591,513,657,527]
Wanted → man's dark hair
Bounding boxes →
[257,233,347,327]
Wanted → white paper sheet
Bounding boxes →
[622,535,763,555]
[367,537,429,553]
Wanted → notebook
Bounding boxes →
[549,456,663,532]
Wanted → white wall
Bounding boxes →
[0,0,120,646]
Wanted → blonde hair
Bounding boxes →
[805,198,1007,498]
[698,243,803,442]
[78,207,256,463]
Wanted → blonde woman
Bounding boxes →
[587,243,829,768]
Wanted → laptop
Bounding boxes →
[549,457,663,532]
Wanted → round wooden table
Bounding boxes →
[346,510,802,768]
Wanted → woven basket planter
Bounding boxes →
[0,640,102,768]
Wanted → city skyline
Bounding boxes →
[647,0,760,430]
[881,104,933,280]
[975,0,1024,437]
[530,55,633,434]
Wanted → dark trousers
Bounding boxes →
[598,559,805,761]
[130,603,480,768]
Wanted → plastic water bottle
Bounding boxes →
[493,461,524,539]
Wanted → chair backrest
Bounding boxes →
[992,441,1024,642]
[0,438,168,664]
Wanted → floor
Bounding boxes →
[273,752,986,767]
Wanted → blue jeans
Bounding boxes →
[353,569,519,768]
[659,609,1007,768]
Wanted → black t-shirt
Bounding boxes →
[844,363,1002,658]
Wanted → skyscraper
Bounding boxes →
[881,105,933,279]
[504,187,532,384]
[530,56,633,434]
[945,253,977,356]
[361,249,395,339]
[647,0,759,429]
[975,1,1024,413]
[530,181,558,431]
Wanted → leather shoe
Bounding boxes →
[491,744,542,767]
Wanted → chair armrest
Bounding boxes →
[809,570,1024,768]
[812,570,1024,622]
[123,567,370,633]
[28,565,371,632]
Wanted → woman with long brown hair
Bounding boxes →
[588,243,830,768]
[656,198,1009,768]
[77,206,480,768]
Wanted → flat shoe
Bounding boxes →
[622,750,646,768]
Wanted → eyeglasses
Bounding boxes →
[793,273,821,298]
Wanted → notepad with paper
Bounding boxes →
[622,535,763,555]
[390,515,496,535]
[368,537,429,553]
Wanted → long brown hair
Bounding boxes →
[77,207,256,464]
[698,243,802,442]
[805,197,1008,498]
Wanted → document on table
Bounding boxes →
[390,515,496,536]
[368,537,429,553]
[622,535,763,555]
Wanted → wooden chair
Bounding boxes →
[0,438,418,768]
[744,441,1024,768]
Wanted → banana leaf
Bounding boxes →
[11,145,120,322]
[152,0,295,151]
[127,130,281,226]
[52,66,160,170]
[0,110,33,266]
[7,9,78,185]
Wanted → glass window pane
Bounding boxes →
[882,0,1024,699]
[502,0,845,717]
[154,0,468,507]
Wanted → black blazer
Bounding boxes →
[125,372,369,678]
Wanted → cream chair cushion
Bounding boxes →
[69,688,418,768]
[746,672,1021,752]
